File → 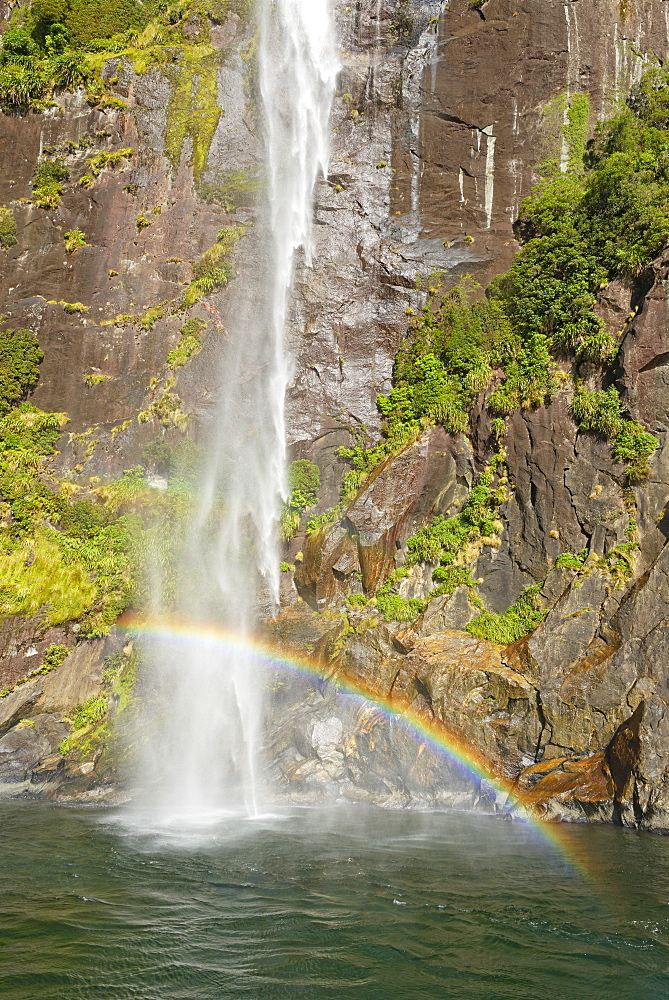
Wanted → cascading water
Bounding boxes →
[130,0,339,830]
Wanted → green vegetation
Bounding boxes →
[138,378,189,430]
[138,302,168,331]
[79,147,134,188]
[0,533,97,625]
[336,68,666,528]
[556,549,588,570]
[83,372,110,386]
[466,586,546,644]
[0,326,144,637]
[32,0,147,48]
[58,643,138,764]
[375,456,506,622]
[167,316,207,369]
[180,227,245,308]
[0,0,243,138]
[281,459,321,540]
[0,207,17,250]
[40,643,71,672]
[331,71,669,630]
[199,167,261,210]
[60,301,88,314]
[31,157,69,209]
[59,692,108,753]
[570,385,657,481]
[63,228,87,253]
[0,328,43,414]
[164,44,221,182]
[0,640,72,699]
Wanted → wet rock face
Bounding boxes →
[295,425,473,606]
[0,636,122,798]
[412,0,669,268]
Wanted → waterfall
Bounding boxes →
[129,0,338,831]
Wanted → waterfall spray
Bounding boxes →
[130,0,338,829]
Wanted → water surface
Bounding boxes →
[0,803,668,999]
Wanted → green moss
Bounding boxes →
[466,586,546,644]
[164,44,221,184]
[0,207,17,250]
[31,157,69,209]
[79,147,133,188]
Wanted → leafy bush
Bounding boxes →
[43,0,148,47]
[375,457,506,621]
[375,592,425,622]
[31,157,69,209]
[0,207,17,251]
[287,459,321,511]
[0,328,43,414]
[66,693,108,734]
[280,459,321,540]
[63,228,87,253]
[0,62,46,106]
[79,147,133,188]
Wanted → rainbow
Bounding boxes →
[120,614,592,877]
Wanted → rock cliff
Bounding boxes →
[1,0,668,831]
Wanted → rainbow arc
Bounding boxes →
[122,614,592,878]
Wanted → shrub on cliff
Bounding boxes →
[0,328,43,414]
[31,157,70,209]
[280,459,321,540]
[31,0,148,47]
[0,207,17,251]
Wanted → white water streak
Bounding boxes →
[130,0,338,832]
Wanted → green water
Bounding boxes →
[0,804,668,999]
